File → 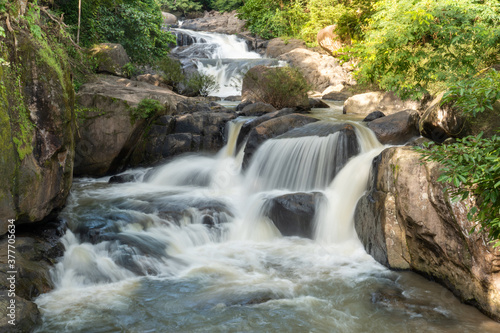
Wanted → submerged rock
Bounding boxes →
[264,192,325,238]
[354,147,500,320]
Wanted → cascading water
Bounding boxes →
[34,115,500,332]
[171,28,281,97]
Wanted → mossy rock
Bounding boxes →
[89,43,131,77]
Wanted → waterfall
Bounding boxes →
[171,28,281,97]
[34,116,498,332]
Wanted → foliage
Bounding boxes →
[442,69,500,118]
[416,134,500,246]
[132,98,165,119]
[186,72,218,97]
[356,0,500,100]
[158,56,185,91]
[122,62,137,78]
[244,66,310,109]
[210,0,243,13]
[54,0,175,64]
[159,0,202,15]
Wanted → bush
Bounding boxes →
[132,99,165,119]
[158,57,185,92]
[416,134,500,247]
[158,0,202,16]
[356,0,500,99]
[186,72,219,97]
[243,66,310,109]
[54,0,175,64]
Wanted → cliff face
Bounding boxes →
[355,147,500,320]
[0,16,75,234]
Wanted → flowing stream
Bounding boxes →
[34,30,500,332]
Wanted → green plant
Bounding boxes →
[122,62,136,78]
[132,98,164,119]
[442,69,500,118]
[186,72,218,97]
[356,0,500,100]
[244,66,310,109]
[159,0,202,15]
[158,56,185,91]
[416,134,500,246]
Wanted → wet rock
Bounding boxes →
[363,111,386,122]
[89,43,131,77]
[129,112,236,167]
[367,110,420,145]
[264,192,325,238]
[344,91,423,116]
[322,91,352,101]
[243,114,319,165]
[236,100,253,111]
[240,102,276,116]
[109,173,137,183]
[354,146,500,320]
[309,98,330,109]
[0,292,41,332]
[177,100,220,114]
[236,109,295,149]
[266,38,307,58]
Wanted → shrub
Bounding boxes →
[356,0,500,100]
[186,72,219,97]
[158,56,185,92]
[243,66,310,109]
[416,134,500,247]
[132,98,165,119]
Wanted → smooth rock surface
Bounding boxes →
[367,110,420,145]
[354,147,500,320]
[344,91,422,116]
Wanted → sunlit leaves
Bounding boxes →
[416,134,500,245]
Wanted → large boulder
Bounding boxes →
[354,147,500,320]
[129,111,236,167]
[263,192,325,238]
[265,38,307,58]
[277,48,355,92]
[243,114,319,165]
[317,25,345,54]
[240,102,276,117]
[181,10,246,35]
[367,110,420,145]
[89,43,131,77]
[162,12,177,26]
[241,66,310,110]
[75,75,185,176]
[0,27,74,234]
[343,92,422,116]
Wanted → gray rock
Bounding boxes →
[89,43,130,77]
[367,110,420,144]
[363,111,386,122]
[344,91,423,116]
[240,102,276,116]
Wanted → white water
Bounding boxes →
[172,28,282,97]
[34,119,500,332]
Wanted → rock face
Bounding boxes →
[367,110,420,145]
[243,114,319,165]
[89,43,131,77]
[265,38,307,58]
[277,48,355,92]
[129,111,236,167]
[75,75,185,176]
[181,10,246,34]
[0,27,74,234]
[344,92,422,116]
[418,92,466,143]
[263,192,325,238]
[0,220,65,332]
[162,12,177,25]
[317,25,344,54]
[354,147,500,320]
[241,66,310,109]
[240,102,276,116]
